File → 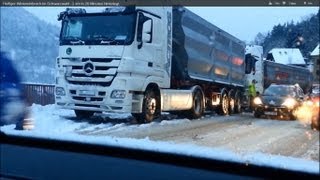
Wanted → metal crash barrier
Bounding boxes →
[22,83,55,106]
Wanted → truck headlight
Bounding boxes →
[253,97,262,105]
[282,98,296,109]
[111,90,126,99]
[56,87,66,96]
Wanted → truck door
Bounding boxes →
[134,11,168,88]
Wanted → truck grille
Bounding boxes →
[65,58,121,87]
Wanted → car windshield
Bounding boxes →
[1,6,319,178]
[60,13,136,45]
[264,85,296,97]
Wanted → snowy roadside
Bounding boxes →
[1,104,319,174]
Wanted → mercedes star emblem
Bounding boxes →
[83,62,94,76]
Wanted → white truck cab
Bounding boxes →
[55,7,172,121]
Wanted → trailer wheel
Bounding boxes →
[188,89,204,119]
[75,110,94,119]
[217,91,229,115]
[133,88,159,123]
[234,91,242,114]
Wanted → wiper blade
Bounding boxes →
[91,35,119,45]
[100,40,119,45]
[64,36,85,45]
[92,35,113,41]
[70,40,85,45]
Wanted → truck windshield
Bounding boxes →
[60,13,136,45]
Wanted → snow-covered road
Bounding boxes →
[1,104,319,174]
[75,111,319,162]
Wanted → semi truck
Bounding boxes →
[245,45,313,97]
[58,7,312,122]
[55,6,248,122]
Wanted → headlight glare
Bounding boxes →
[282,98,296,109]
[253,97,262,105]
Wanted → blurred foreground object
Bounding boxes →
[22,108,34,130]
[0,51,33,130]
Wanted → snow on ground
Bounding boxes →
[1,104,319,174]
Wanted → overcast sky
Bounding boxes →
[24,7,318,42]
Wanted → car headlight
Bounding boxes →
[111,90,126,99]
[253,97,262,105]
[303,100,314,107]
[282,98,296,109]
[56,87,65,96]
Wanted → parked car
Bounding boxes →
[310,86,319,130]
[0,51,29,130]
[253,84,305,119]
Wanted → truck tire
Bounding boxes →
[217,91,229,115]
[228,90,235,114]
[234,91,242,114]
[75,110,94,119]
[188,89,204,119]
[133,88,159,123]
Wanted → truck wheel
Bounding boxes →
[188,89,204,119]
[134,89,159,123]
[75,110,94,119]
[234,91,242,114]
[217,92,229,115]
[228,91,235,114]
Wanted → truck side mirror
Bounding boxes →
[245,54,257,74]
[142,19,152,43]
[245,54,253,74]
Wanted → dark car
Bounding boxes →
[253,84,305,119]
[0,52,28,130]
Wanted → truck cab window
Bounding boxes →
[137,12,153,48]
[66,20,83,37]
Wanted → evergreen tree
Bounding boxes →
[254,10,319,60]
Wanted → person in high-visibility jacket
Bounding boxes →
[248,79,257,111]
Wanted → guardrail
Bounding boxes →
[22,83,55,106]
